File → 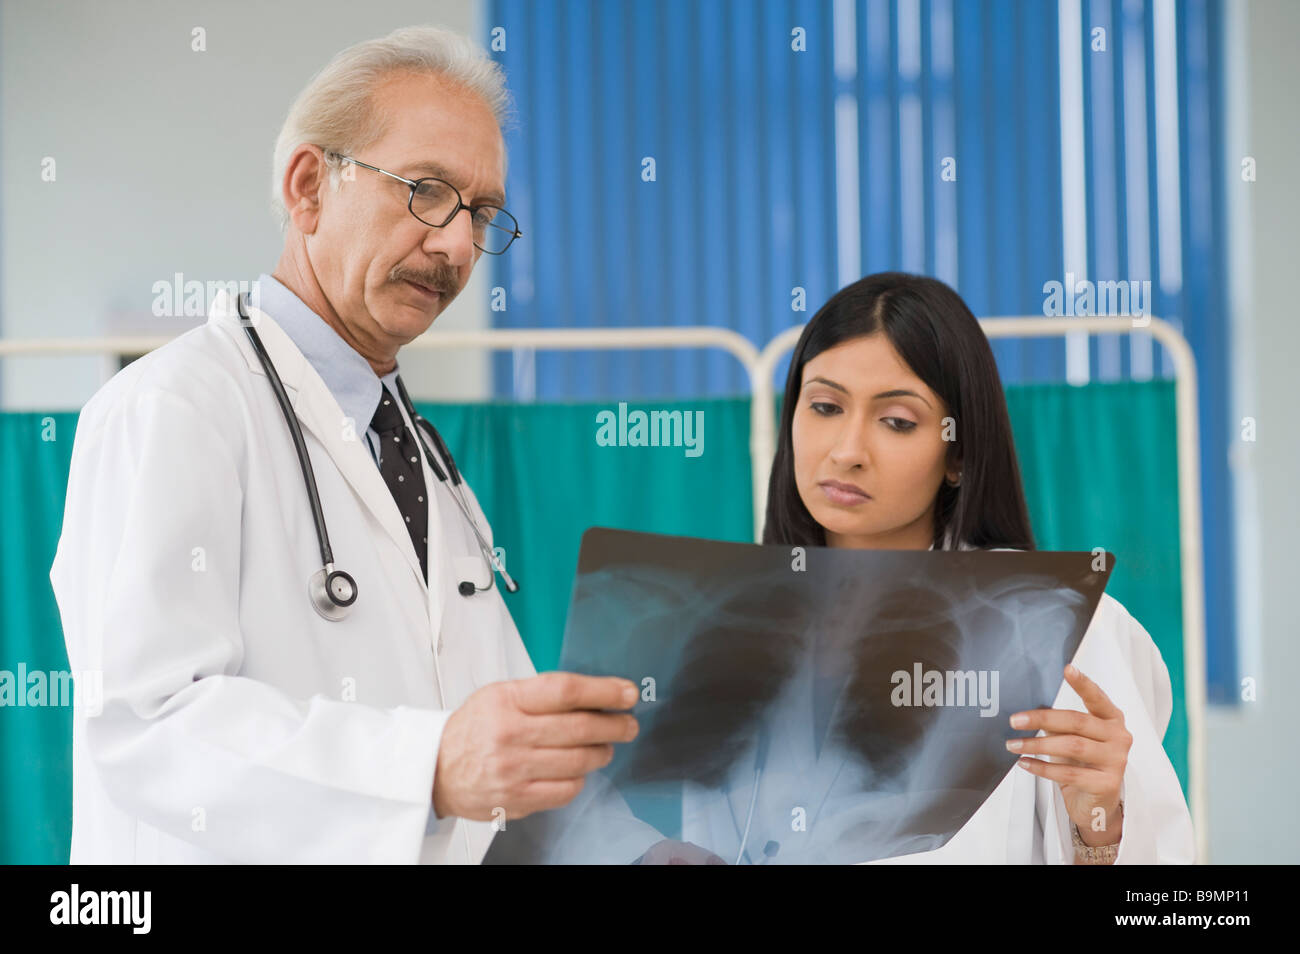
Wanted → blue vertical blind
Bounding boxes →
[486,0,1236,702]
[489,0,840,401]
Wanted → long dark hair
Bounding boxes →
[762,272,1035,551]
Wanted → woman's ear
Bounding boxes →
[945,461,963,488]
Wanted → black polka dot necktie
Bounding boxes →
[370,384,428,583]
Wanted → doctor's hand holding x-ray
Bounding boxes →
[432,673,639,823]
[49,27,676,864]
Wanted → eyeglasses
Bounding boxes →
[330,152,522,255]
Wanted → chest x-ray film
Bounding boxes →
[483,528,1114,865]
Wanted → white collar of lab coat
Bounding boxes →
[929,528,976,551]
[206,287,439,605]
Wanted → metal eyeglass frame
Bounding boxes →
[330,152,522,255]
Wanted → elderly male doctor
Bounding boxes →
[50,26,675,864]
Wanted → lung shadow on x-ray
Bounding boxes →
[830,571,1102,829]
[611,576,811,789]
[830,584,966,790]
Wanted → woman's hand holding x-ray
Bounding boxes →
[1005,664,1132,847]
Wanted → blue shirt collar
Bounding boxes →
[252,273,401,431]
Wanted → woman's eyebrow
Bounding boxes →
[806,376,933,409]
[806,375,850,394]
[872,388,932,409]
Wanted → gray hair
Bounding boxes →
[270,25,513,232]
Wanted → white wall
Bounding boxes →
[1205,0,1300,863]
[0,0,492,409]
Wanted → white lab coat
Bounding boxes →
[680,591,1196,864]
[49,288,660,865]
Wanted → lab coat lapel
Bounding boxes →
[207,289,431,604]
[406,403,449,655]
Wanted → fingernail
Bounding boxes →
[1010,713,1028,728]
[623,685,638,706]
[1005,739,1022,752]
[1066,664,1079,677]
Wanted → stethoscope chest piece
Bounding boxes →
[309,565,358,621]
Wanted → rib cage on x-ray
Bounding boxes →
[482,529,1110,864]
[606,573,810,788]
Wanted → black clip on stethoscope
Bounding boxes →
[236,292,519,622]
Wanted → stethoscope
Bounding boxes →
[236,292,519,622]
[729,725,779,864]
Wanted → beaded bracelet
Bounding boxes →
[1071,801,1124,864]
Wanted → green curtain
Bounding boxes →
[0,381,1185,863]
[1,411,81,864]
[1005,381,1187,797]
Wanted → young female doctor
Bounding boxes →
[746,272,1195,864]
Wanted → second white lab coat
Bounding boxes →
[49,288,659,864]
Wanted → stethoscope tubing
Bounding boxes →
[235,291,516,619]
[239,293,337,569]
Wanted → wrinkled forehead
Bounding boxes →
[369,73,507,200]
